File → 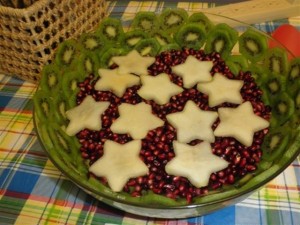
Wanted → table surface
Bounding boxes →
[1,1,300,224]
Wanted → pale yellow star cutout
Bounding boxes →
[137,73,184,105]
[110,102,164,139]
[112,50,155,76]
[165,141,229,188]
[197,73,244,107]
[166,100,218,143]
[171,55,213,88]
[95,68,140,97]
[65,95,110,136]
[214,101,270,147]
[89,140,148,192]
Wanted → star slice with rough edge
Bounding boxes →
[165,141,229,188]
[112,50,155,76]
[89,140,148,192]
[65,95,110,136]
[95,68,140,97]
[214,101,270,147]
[110,102,164,139]
[166,100,218,143]
[137,73,184,105]
[197,73,244,107]
[171,55,213,88]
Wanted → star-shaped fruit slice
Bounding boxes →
[171,55,213,88]
[197,73,244,107]
[112,50,155,76]
[95,68,140,97]
[89,140,148,192]
[166,100,218,143]
[110,102,164,139]
[214,101,270,147]
[65,95,110,136]
[165,141,229,188]
[137,73,184,105]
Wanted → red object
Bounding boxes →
[269,24,300,60]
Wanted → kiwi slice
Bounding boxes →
[288,57,300,82]
[40,64,61,92]
[54,39,82,68]
[295,87,300,108]
[188,12,214,33]
[174,23,206,50]
[270,92,295,126]
[239,28,268,63]
[134,38,161,56]
[286,79,300,109]
[71,51,100,76]
[121,29,149,50]
[51,91,70,126]
[33,89,54,121]
[293,85,300,111]
[264,47,289,76]
[131,11,159,32]
[225,60,240,76]
[248,63,268,85]
[152,30,172,46]
[217,23,239,45]
[61,70,84,106]
[261,126,291,162]
[46,124,85,174]
[226,55,249,76]
[158,8,188,34]
[48,124,75,154]
[263,72,286,98]
[96,17,124,43]
[204,23,238,59]
[38,124,86,179]
[286,57,300,98]
[79,32,106,53]
[99,47,127,68]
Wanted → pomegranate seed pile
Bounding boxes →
[75,48,271,203]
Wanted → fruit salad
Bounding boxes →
[34,9,300,206]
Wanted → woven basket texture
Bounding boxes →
[0,0,107,83]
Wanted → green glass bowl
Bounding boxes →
[33,11,300,218]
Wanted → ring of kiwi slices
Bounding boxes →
[33,9,300,218]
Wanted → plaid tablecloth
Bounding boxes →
[1,1,300,224]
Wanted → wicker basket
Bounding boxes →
[0,0,107,83]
